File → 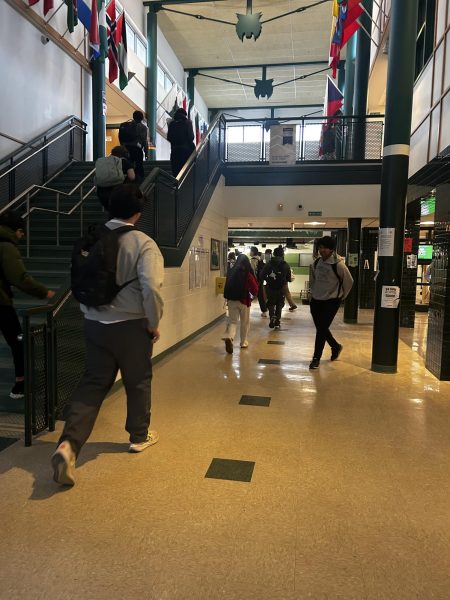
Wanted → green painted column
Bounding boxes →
[353,0,373,160]
[342,34,356,159]
[371,0,419,373]
[338,60,346,95]
[344,218,362,324]
[92,59,106,160]
[146,4,158,161]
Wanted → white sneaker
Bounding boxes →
[261,312,268,318]
[51,441,76,486]
[240,341,249,349]
[129,430,159,453]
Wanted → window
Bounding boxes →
[136,37,147,65]
[415,0,436,79]
[157,65,165,88]
[227,126,244,143]
[164,73,173,92]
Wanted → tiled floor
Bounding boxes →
[0,306,449,599]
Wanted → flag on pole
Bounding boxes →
[329,0,363,78]
[88,0,100,57]
[325,76,344,117]
[116,11,129,90]
[28,0,54,16]
[319,77,344,156]
[182,96,187,111]
[66,0,78,33]
[106,0,118,83]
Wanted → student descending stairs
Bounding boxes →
[0,159,171,419]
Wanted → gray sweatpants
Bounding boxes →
[59,318,153,457]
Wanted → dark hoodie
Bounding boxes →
[260,256,291,290]
[0,225,48,306]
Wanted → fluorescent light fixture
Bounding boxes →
[421,220,434,226]
[304,221,326,226]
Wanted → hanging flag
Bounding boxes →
[319,77,344,156]
[88,0,100,57]
[98,0,108,60]
[169,98,180,118]
[195,112,201,145]
[329,0,363,78]
[106,0,118,83]
[66,0,78,33]
[341,2,364,47]
[182,96,187,111]
[325,76,344,118]
[28,0,54,15]
[116,11,129,90]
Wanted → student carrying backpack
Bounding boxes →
[95,146,135,210]
[259,246,291,328]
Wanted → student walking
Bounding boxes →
[167,108,196,177]
[309,236,353,369]
[95,145,136,210]
[119,111,149,181]
[222,254,258,353]
[260,246,291,329]
[249,246,267,317]
[0,211,55,399]
[51,185,164,486]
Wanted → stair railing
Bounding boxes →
[0,169,96,258]
[0,116,87,204]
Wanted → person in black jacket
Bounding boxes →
[167,108,195,177]
[259,246,291,329]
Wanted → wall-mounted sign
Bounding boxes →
[404,237,413,253]
[381,285,400,309]
[407,254,418,269]
[269,125,296,166]
[308,211,322,217]
[348,253,359,267]
[378,228,395,257]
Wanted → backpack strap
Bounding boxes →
[313,257,343,298]
[109,225,139,290]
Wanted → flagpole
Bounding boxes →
[45,0,65,24]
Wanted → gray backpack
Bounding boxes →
[95,156,124,187]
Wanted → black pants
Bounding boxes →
[310,298,341,360]
[257,285,267,313]
[266,289,285,321]
[59,319,153,457]
[170,146,194,177]
[0,306,24,378]
[126,145,145,180]
[96,186,116,210]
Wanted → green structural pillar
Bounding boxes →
[187,69,197,108]
[371,0,419,373]
[343,35,356,116]
[338,60,346,95]
[92,58,106,160]
[353,0,373,160]
[145,3,158,161]
[344,218,362,324]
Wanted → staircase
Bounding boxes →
[0,159,171,418]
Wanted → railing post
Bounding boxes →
[69,127,75,161]
[43,135,48,183]
[300,118,304,161]
[56,193,60,247]
[26,193,30,259]
[23,316,33,446]
[47,311,56,432]
[8,158,15,202]
[80,185,84,234]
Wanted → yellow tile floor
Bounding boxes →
[0,305,449,599]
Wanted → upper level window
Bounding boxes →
[415,0,436,79]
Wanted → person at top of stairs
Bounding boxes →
[0,210,55,399]
[95,145,136,211]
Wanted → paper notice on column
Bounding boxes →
[348,253,359,267]
[381,285,400,308]
[378,228,395,256]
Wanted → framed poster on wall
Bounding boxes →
[210,238,220,270]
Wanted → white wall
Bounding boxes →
[154,176,228,356]
[0,1,91,158]
[224,184,380,219]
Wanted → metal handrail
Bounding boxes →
[0,131,26,146]
[0,124,87,181]
[0,115,86,168]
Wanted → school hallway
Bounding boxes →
[0,305,449,600]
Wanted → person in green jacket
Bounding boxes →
[0,210,55,399]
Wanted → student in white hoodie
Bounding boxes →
[309,236,353,370]
[51,185,164,486]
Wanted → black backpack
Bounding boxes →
[264,261,289,290]
[224,271,246,301]
[118,120,138,145]
[71,225,137,307]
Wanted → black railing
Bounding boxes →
[0,116,87,205]
[224,115,384,163]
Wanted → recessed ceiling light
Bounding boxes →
[421,220,434,226]
[305,221,326,226]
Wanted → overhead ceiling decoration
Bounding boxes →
[254,67,274,99]
[157,0,331,43]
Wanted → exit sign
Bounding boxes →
[308,211,322,216]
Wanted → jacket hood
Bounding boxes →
[0,226,18,245]
[271,256,284,264]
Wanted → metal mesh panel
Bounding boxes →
[208,126,220,173]
[365,121,384,159]
[0,168,11,206]
[47,132,71,178]
[72,128,84,161]
[156,180,177,246]
[227,142,261,162]
[138,184,156,239]
[177,168,195,241]
[53,295,86,419]
[30,324,48,435]
[14,152,44,199]
[194,147,209,207]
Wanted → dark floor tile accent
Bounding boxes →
[205,458,255,482]
[267,341,285,345]
[258,358,281,365]
[239,395,271,407]
[0,437,18,452]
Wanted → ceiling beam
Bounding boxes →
[185,60,330,72]
[212,104,323,111]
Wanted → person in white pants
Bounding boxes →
[222,254,259,354]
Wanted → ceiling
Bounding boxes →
[157,0,334,109]
[228,217,379,229]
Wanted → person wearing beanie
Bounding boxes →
[51,184,164,486]
[0,210,55,399]
[167,107,195,177]
[309,235,353,370]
